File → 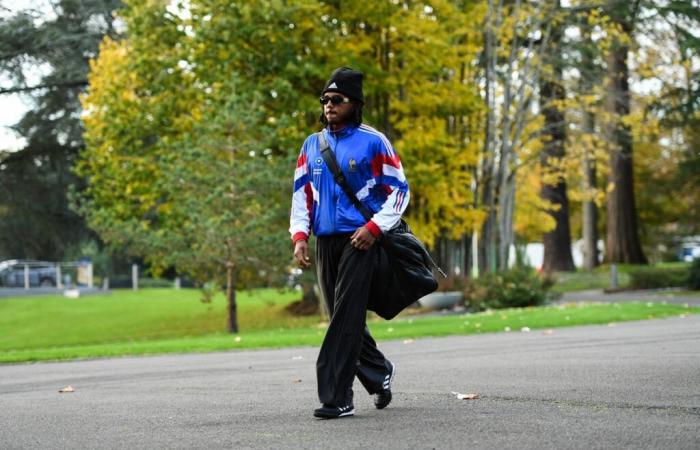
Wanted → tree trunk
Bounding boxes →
[582,110,599,269]
[225,262,238,333]
[603,11,647,264]
[580,20,600,271]
[498,173,516,270]
[540,65,575,273]
[481,0,499,274]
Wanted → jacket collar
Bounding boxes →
[326,124,358,139]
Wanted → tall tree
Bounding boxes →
[578,15,602,270]
[539,2,575,273]
[603,0,647,263]
[77,0,320,332]
[479,0,561,271]
[0,0,121,260]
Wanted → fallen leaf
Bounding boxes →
[292,356,303,360]
[608,322,618,327]
[402,339,415,344]
[542,329,554,336]
[679,314,688,318]
[234,336,241,342]
[387,327,395,333]
[521,327,531,332]
[451,391,479,400]
[59,386,75,393]
[504,326,511,332]
[293,379,302,383]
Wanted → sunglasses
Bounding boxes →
[319,95,351,105]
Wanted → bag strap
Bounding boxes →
[317,131,374,222]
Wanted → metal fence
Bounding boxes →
[0,260,93,290]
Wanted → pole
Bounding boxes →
[24,264,30,290]
[132,264,139,291]
[56,264,62,289]
[471,232,479,279]
[87,263,93,289]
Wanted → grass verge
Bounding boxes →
[551,262,691,293]
[1,293,697,363]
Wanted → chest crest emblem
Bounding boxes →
[348,159,357,172]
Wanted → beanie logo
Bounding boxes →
[328,82,338,89]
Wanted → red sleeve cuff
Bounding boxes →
[365,220,382,238]
[292,232,308,243]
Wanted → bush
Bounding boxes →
[687,259,700,291]
[437,275,470,292]
[628,266,687,290]
[464,268,557,311]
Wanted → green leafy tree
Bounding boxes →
[77,0,327,331]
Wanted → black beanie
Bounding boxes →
[321,67,364,104]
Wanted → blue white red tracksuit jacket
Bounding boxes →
[289,124,410,242]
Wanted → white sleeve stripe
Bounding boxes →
[294,165,307,181]
[358,124,396,157]
[382,164,406,183]
[371,188,409,232]
[289,187,310,237]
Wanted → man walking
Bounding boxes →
[289,67,410,419]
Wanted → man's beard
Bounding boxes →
[326,106,354,126]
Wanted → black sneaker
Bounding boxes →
[375,362,395,410]
[313,404,355,419]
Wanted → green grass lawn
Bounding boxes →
[0,288,318,351]
[1,288,697,364]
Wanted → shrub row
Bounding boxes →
[687,259,700,290]
[627,267,688,290]
[457,260,700,312]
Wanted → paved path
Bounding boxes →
[1,316,699,449]
[0,287,106,299]
[561,289,700,306]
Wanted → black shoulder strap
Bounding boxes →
[317,131,374,222]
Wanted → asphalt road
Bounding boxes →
[1,315,699,450]
[561,289,700,306]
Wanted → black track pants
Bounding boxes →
[316,234,393,406]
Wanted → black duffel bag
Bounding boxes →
[368,219,440,319]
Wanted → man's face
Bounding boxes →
[322,92,354,127]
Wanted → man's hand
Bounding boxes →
[350,226,377,251]
[294,240,311,268]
